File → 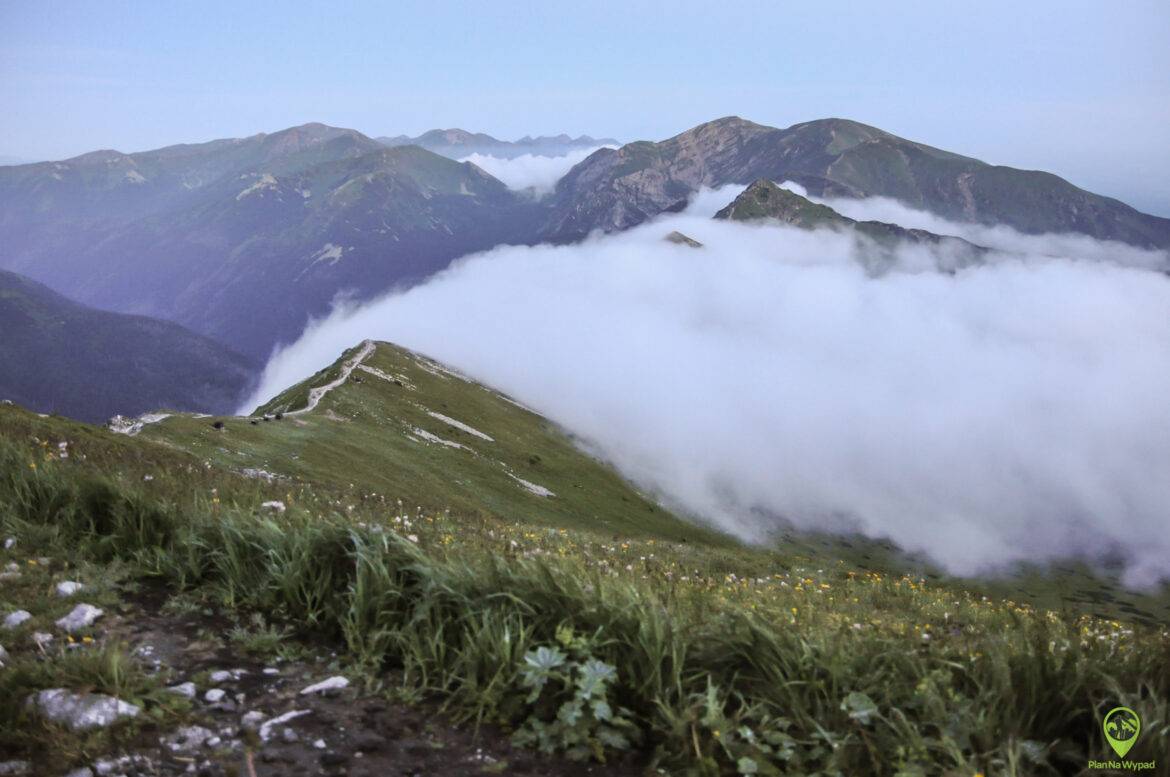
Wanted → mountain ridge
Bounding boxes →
[4,116,1166,366]
[544,116,1170,247]
[0,126,546,359]
[0,268,257,423]
[377,128,619,159]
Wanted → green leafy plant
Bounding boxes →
[511,626,638,762]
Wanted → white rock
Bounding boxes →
[31,632,53,649]
[262,666,279,675]
[300,675,349,695]
[2,610,31,630]
[166,681,197,699]
[56,581,85,597]
[0,761,30,776]
[55,604,103,634]
[240,710,267,731]
[261,500,286,513]
[2,538,14,550]
[203,688,227,703]
[64,768,94,777]
[27,688,140,730]
[281,727,299,743]
[0,643,8,666]
[313,738,327,749]
[164,725,216,753]
[92,756,139,775]
[258,709,311,741]
[209,668,246,683]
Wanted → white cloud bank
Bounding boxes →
[245,197,1170,587]
[780,181,1170,271]
[460,146,613,195]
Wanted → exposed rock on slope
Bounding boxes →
[544,116,1170,247]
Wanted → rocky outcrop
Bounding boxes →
[664,231,703,248]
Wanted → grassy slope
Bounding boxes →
[1,403,1169,775]
[144,341,730,545]
[142,340,1170,625]
[3,341,1170,773]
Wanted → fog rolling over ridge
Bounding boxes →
[782,182,1170,271]
[458,146,613,195]
[246,191,1170,587]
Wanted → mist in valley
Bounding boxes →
[246,188,1170,588]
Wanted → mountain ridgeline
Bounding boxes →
[1,117,1166,367]
[140,339,721,543]
[0,124,546,359]
[375,128,618,159]
[0,269,256,423]
[544,117,1170,247]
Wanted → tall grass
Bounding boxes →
[1,439,1167,775]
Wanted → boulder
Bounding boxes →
[163,725,216,753]
[55,604,103,633]
[27,688,140,731]
[166,681,197,699]
[55,581,85,597]
[2,610,31,630]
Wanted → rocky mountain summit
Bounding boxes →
[544,117,1170,247]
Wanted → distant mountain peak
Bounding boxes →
[376,129,618,159]
[544,116,1170,247]
[715,179,987,269]
[714,179,846,228]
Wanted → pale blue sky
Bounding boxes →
[2,1,1168,214]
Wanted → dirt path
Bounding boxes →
[286,339,376,417]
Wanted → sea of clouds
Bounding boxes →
[458,146,613,195]
[244,187,1170,587]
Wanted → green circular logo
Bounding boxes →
[1103,706,1141,758]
